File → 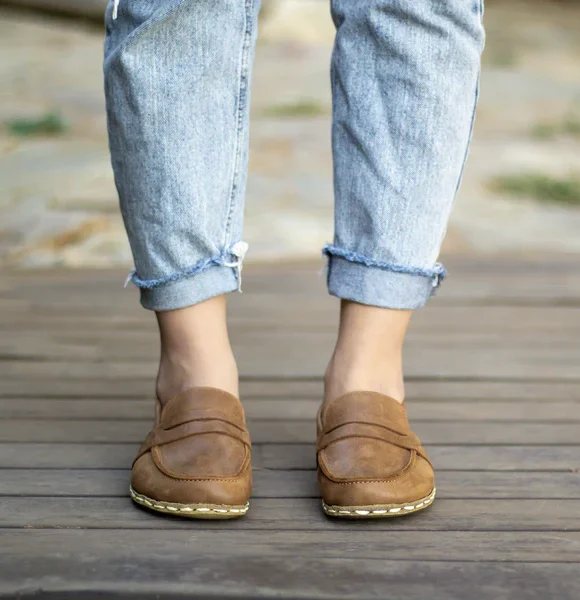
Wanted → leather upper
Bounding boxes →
[131,387,252,506]
[317,391,434,506]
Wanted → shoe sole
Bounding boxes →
[130,487,249,520]
[322,487,436,519]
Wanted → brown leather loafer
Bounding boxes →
[130,387,252,519]
[317,391,435,518]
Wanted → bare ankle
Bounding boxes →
[156,352,238,405]
[324,358,405,405]
[154,296,239,404]
[324,300,411,405]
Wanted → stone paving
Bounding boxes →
[2,0,580,269]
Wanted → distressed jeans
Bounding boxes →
[104,0,484,311]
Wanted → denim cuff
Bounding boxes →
[140,264,239,311]
[326,255,441,310]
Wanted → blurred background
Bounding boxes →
[1,0,579,270]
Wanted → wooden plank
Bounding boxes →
[0,529,578,564]
[3,318,580,346]
[7,332,580,365]
[1,398,579,421]
[0,378,578,401]
[0,549,577,600]
[0,419,577,444]
[3,309,580,334]
[0,443,577,471]
[4,269,580,322]
[2,354,580,381]
[3,306,580,334]
[4,257,580,301]
[0,497,579,532]
[0,469,577,499]
[3,334,574,365]
[258,444,580,471]
[1,0,107,20]
[3,339,580,379]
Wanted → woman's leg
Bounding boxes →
[325,0,485,403]
[104,0,260,402]
[105,0,258,519]
[317,1,484,518]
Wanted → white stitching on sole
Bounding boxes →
[130,488,249,516]
[323,488,436,517]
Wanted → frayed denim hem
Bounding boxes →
[139,263,239,312]
[322,244,446,286]
[128,242,248,312]
[127,241,248,290]
[129,255,225,289]
[322,245,446,310]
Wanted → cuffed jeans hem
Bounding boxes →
[326,255,440,310]
[139,264,239,311]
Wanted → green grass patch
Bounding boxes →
[563,118,580,136]
[531,123,559,140]
[5,111,68,137]
[489,174,580,207]
[531,116,580,140]
[481,31,518,69]
[483,46,518,68]
[262,100,328,118]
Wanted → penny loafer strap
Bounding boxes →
[317,421,431,465]
[134,418,251,465]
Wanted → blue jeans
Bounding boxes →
[104,0,484,311]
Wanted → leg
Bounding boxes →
[104,0,259,518]
[318,0,484,519]
[104,0,260,401]
[325,0,485,403]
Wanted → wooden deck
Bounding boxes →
[1,256,579,599]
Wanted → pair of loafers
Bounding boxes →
[130,387,436,519]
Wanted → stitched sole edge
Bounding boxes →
[130,487,249,520]
[322,487,436,519]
